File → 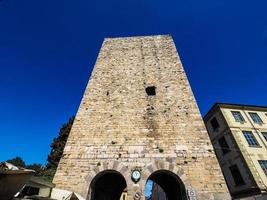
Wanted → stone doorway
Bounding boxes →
[88,170,127,200]
[145,170,187,200]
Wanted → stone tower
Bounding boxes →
[53,35,230,200]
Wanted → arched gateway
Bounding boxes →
[146,170,187,200]
[52,35,230,200]
[89,170,127,200]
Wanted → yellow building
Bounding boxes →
[204,103,267,200]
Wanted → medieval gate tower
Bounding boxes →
[53,35,230,200]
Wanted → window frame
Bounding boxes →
[242,131,260,147]
[258,160,267,176]
[262,132,267,142]
[249,112,263,124]
[231,111,245,122]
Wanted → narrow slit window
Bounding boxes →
[229,165,245,186]
[218,136,231,155]
[210,117,219,131]
[146,86,156,96]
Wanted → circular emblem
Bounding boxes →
[131,169,141,183]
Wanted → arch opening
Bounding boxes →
[144,170,187,200]
[89,170,127,200]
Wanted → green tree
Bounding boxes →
[4,117,74,182]
[45,116,75,180]
[27,163,43,175]
[5,158,44,176]
[6,156,26,167]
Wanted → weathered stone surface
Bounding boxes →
[53,35,230,199]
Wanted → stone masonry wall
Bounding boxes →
[53,35,230,200]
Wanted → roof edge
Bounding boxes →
[104,34,172,41]
[204,102,267,121]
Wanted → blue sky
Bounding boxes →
[0,0,267,165]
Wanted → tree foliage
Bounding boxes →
[47,116,74,169]
[42,116,74,181]
[27,163,43,175]
[5,116,74,182]
[6,156,26,167]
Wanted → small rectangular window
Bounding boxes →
[231,111,245,122]
[218,136,231,155]
[210,117,219,131]
[146,86,156,96]
[262,132,267,142]
[249,112,263,124]
[243,131,259,146]
[229,165,245,186]
[259,160,267,176]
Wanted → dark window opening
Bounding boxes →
[218,136,231,155]
[146,86,156,96]
[210,117,219,131]
[21,186,39,196]
[229,165,245,186]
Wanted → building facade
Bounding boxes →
[204,103,267,199]
[52,35,230,200]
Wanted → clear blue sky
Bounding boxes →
[0,0,267,165]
